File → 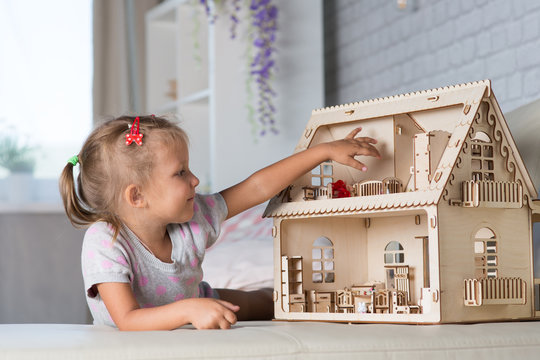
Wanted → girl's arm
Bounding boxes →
[97,282,239,330]
[220,128,381,219]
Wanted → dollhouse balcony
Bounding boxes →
[463,277,526,306]
[461,180,523,208]
[303,177,404,201]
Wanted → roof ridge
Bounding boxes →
[313,80,491,114]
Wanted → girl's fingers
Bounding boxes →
[359,143,381,158]
[345,127,362,139]
[219,319,232,329]
[346,158,368,172]
[354,136,377,144]
[224,310,238,326]
[217,299,240,312]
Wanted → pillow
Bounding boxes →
[203,203,274,291]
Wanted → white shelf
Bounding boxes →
[154,100,178,114]
[146,0,183,21]
[180,88,210,105]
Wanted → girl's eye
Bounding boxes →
[177,170,186,177]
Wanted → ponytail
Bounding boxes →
[59,158,97,227]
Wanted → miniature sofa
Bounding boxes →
[2,321,540,359]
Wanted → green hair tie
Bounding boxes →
[68,155,79,166]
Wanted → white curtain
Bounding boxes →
[93,0,161,123]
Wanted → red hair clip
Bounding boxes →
[126,116,143,146]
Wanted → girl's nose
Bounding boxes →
[191,173,200,188]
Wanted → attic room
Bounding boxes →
[284,107,458,202]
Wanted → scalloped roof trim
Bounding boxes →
[264,190,440,218]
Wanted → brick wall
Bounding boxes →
[324,0,540,113]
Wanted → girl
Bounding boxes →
[59,115,380,331]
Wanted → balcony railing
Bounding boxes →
[462,180,522,208]
[464,277,526,306]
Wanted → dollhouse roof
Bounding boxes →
[264,80,538,218]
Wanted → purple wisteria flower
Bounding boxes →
[199,0,278,137]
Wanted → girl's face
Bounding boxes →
[143,141,200,225]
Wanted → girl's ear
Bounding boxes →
[124,184,145,208]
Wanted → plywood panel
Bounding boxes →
[409,105,463,133]
[280,216,368,291]
[438,203,533,322]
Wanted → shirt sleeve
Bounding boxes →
[193,192,228,249]
[81,222,132,298]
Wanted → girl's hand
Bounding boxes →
[184,298,240,330]
[325,127,381,172]
[97,282,239,330]
[220,127,381,219]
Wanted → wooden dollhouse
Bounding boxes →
[264,80,540,324]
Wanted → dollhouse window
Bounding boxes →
[312,237,335,283]
[473,227,498,279]
[384,241,405,264]
[470,131,495,181]
[311,162,334,187]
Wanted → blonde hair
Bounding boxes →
[59,115,188,239]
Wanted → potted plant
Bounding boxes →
[0,134,36,173]
[0,133,36,203]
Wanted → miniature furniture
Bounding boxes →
[335,289,355,313]
[264,80,540,324]
[356,180,383,196]
[302,183,332,201]
[392,290,411,314]
[370,290,391,314]
[382,177,403,194]
[281,256,306,312]
[307,290,334,313]
[2,321,540,359]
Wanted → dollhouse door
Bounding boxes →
[384,265,410,301]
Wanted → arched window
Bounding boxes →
[312,237,334,283]
[384,241,404,264]
[471,131,494,181]
[473,227,497,278]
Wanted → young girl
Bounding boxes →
[59,115,380,331]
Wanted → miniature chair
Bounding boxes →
[356,180,384,196]
[391,290,410,314]
[382,177,403,194]
[369,290,391,313]
[336,289,355,313]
